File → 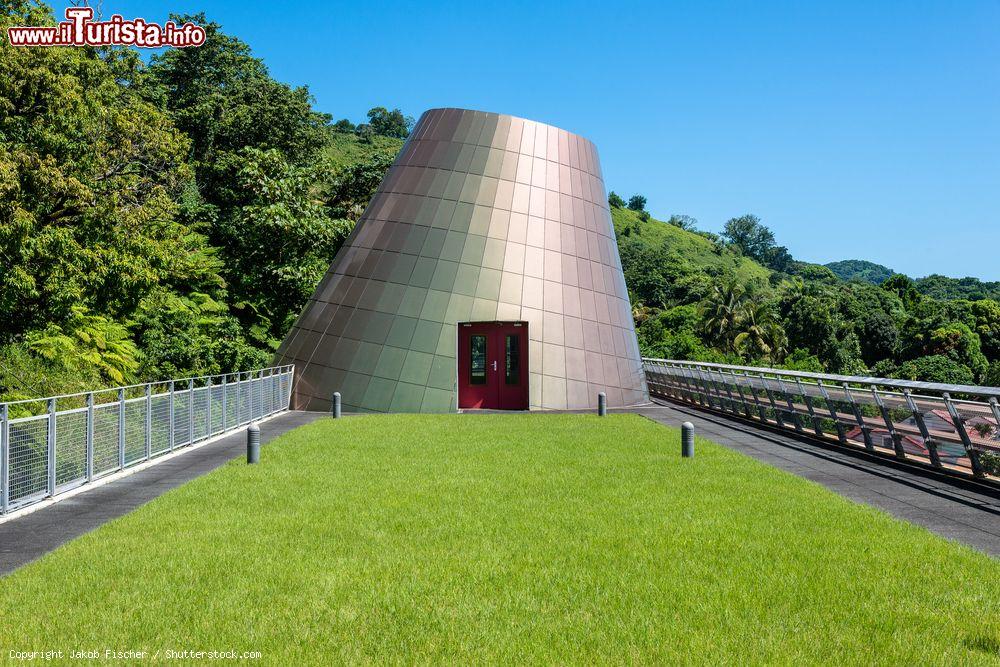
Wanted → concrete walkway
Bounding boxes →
[631,400,1000,557]
[0,411,323,575]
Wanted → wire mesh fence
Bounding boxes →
[643,358,1000,483]
[0,366,294,515]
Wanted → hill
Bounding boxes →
[322,131,404,170]
[611,208,771,283]
[825,260,896,284]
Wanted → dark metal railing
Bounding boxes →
[642,359,1000,482]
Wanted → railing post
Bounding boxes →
[759,375,786,428]
[816,382,847,444]
[236,373,243,425]
[47,397,56,497]
[775,376,804,432]
[207,376,213,435]
[144,384,152,462]
[871,385,905,460]
[86,392,95,481]
[728,370,753,419]
[905,389,940,468]
[676,366,696,403]
[118,388,126,470]
[743,372,769,422]
[1,403,9,514]
[797,378,824,437]
[695,368,716,409]
[714,368,737,414]
[943,392,986,478]
[168,380,175,451]
[842,383,874,451]
[188,379,195,444]
[222,374,228,431]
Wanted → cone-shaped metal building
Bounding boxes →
[274,108,648,412]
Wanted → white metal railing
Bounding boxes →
[643,358,1000,482]
[0,365,294,515]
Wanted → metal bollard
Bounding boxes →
[681,422,695,458]
[247,423,260,464]
[598,392,607,417]
[332,391,342,419]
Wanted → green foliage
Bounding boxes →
[915,274,1000,302]
[365,106,413,138]
[781,349,825,373]
[896,355,976,385]
[825,259,896,284]
[26,307,140,385]
[607,191,625,208]
[0,3,406,398]
[215,148,353,338]
[627,194,647,211]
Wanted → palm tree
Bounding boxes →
[700,279,746,353]
[734,299,788,364]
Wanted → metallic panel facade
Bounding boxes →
[275,108,649,412]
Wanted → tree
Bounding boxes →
[144,14,330,205]
[627,194,647,211]
[897,355,975,385]
[734,300,787,364]
[923,322,988,381]
[608,191,625,208]
[320,153,396,221]
[859,310,899,366]
[721,214,776,265]
[882,274,921,308]
[667,215,697,231]
[216,148,353,338]
[366,106,413,138]
[700,279,747,353]
[0,6,239,398]
[332,118,356,133]
[971,300,1000,360]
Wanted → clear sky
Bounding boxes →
[112,1,998,279]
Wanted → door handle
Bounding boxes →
[493,360,497,371]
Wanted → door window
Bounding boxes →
[505,335,519,385]
[470,335,487,385]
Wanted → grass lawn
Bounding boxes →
[2,414,999,664]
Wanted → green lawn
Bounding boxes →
[2,414,999,664]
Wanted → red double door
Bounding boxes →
[457,322,529,410]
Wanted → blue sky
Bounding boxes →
[112,1,999,279]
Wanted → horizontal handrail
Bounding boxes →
[1,365,296,407]
[643,358,1000,399]
[642,358,1000,484]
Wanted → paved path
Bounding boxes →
[0,411,323,576]
[630,400,1000,557]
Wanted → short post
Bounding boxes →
[332,392,342,419]
[597,392,607,417]
[681,421,695,458]
[246,423,260,464]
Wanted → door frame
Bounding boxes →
[456,321,529,411]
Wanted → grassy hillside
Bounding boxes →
[322,131,404,170]
[611,207,771,282]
